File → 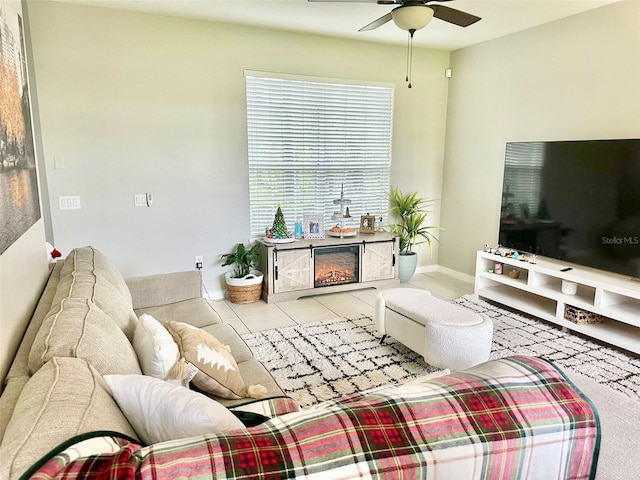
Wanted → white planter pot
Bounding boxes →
[398,253,418,283]
[225,270,263,304]
[224,270,263,287]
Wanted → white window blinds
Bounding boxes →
[245,71,394,237]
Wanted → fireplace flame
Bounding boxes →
[315,265,356,287]
[314,246,359,288]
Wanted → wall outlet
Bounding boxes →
[195,256,203,270]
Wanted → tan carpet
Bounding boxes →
[568,371,640,479]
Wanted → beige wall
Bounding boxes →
[25,1,450,294]
[439,0,640,275]
[0,222,49,387]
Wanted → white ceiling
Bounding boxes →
[54,0,621,50]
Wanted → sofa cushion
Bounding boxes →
[103,374,246,444]
[126,271,203,310]
[60,246,132,302]
[53,270,137,340]
[165,321,258,400]
[28,298,141,376]
[0,376,30,440]
[132,314,180,381]
[202,323,254,363]
[0,357,138,480]
[136,297,222,329]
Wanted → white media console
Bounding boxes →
[474,251,640,354]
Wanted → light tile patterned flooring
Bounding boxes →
[209,272,474,335]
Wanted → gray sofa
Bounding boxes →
[0,246,289,480]
[0,247,601,480]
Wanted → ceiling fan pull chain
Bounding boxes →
[405,30,410,84]
[407,29,415,89]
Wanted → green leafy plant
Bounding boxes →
[387,187,441,255]
[221,243,261,278]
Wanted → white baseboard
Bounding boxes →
[204,289,226,301]
[415,264,439,274]
[436,265,475,284]
[415,264,474,283]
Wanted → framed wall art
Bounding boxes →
[303,214,325,240]
[360,215,375,234]
[0,0,41,255]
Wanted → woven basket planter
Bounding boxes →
[225,271,263,304]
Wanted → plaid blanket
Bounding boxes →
[25,356,599,480]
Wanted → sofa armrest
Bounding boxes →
[126,271,203,310]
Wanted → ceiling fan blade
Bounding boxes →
[307,1,381,3]
[430,5,481,27]
[359,12,393,32]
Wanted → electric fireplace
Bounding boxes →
[314,245,360,288]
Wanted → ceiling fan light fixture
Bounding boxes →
[391,6,434,31]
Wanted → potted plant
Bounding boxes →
[388,187,441,282]
[221,242,264,304]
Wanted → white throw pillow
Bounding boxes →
[103,374,246,444]
[132,314,180,381]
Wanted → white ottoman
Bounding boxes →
[375,288,493,370]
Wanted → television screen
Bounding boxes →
[499,139,640,279]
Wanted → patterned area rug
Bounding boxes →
[241,294,639,408]
[241,316,439,408]
[455,294,640,401]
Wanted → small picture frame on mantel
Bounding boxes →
[360,215,375,234]
[303,214,325,239]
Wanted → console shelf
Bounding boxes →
[475,251,640,354]
[259,233,399,303]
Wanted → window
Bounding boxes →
[502,142,545,219]
[245,71,394,237]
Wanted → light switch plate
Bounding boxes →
[58,195,81,210]
[134,194,147,207]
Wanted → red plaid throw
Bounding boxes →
[26,356,600,480]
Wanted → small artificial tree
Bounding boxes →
[270,205,290,239]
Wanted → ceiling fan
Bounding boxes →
[308,0,481,33]
[308,0,481,88]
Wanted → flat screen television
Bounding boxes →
[499,138,640,279]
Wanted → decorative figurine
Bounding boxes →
[483,243,491,253]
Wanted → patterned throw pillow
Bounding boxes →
[164,321,266,400]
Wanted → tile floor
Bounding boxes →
[209,272,475,335]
